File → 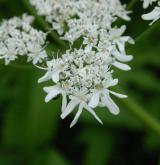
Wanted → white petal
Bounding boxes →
[119,55,133,62]
[112,51,133,62]
[129,37,135,44]
[38,72,50,83]
[43,86,60,102]
[43,86,55,93]
[113,61,131,71]
[143,0,150,9]
[114,25,126,37]
[88,92,100,108]
[119,14,131,21]
[70,103,83,128]
[84,103,103,124]
[107,79,119,87]
[142,7,160,21]
[117,41,125,52]
[51,71,60,83]
[61,93,67,112]
[122,36,135,44]
[109,91,128,98]
[102,94,120,115]
[61,99,79,119]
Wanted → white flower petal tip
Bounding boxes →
[90,113,103,125]
[69,123,75,128]
[43,86,60,103]
[38,77,46,83]
[95,115,103,124]
[60,113,66,119]
[69,107,83,128]
[97,119,103,125]
[121,55,133,62]
[113,61,131,71]
[44,96,51,103]
[106,101,120,115]
[60,109,75,119]
[38,72,50,83]
[120,95,128,99]
[108,79,119,87]
[129,38,135,45]
[107,102,120,115]
[110,109,120,115]
[38,79,42,83]
[60,100,79,119]
[43,87,50,93]
[127,55,134,61]
[85,106,103,124]
[122,95,128,99]
[110,91,128,99]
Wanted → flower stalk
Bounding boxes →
[124,97,160,135]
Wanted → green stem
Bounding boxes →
[22,0,67,49]
[127,20,160,51]
[117,88,160,135]
[125,98,160,135]
[134,20,160,44]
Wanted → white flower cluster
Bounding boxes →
[0,14,47,65]
[30,0,131,38]
[142,0,160,25]
[31,0,134,127]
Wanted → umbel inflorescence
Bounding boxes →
[0,0,159,127]
[31,0,134,127]
[0,14,47,65]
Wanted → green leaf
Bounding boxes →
[80,127,114,165]
[30,149,70,165]
[2,69,61,152]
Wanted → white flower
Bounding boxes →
[89,89,127,115]
[38,58,67,83]
[30,0,131,44]
[142,0,160,24]
[27,44,47,64]
[0,42,17,65]
[112,61,131,71]
[43,85,67,112]
[88,79,127,115]
[142,0,157,9]
[142,6,160,25]
[32,0,133,127]
[0,14,47,65]
[60,88,102,128]
[0,0,135,127]
[111,49,133,62]
[109,26,135,52]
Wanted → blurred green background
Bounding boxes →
[0,0,160,164]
